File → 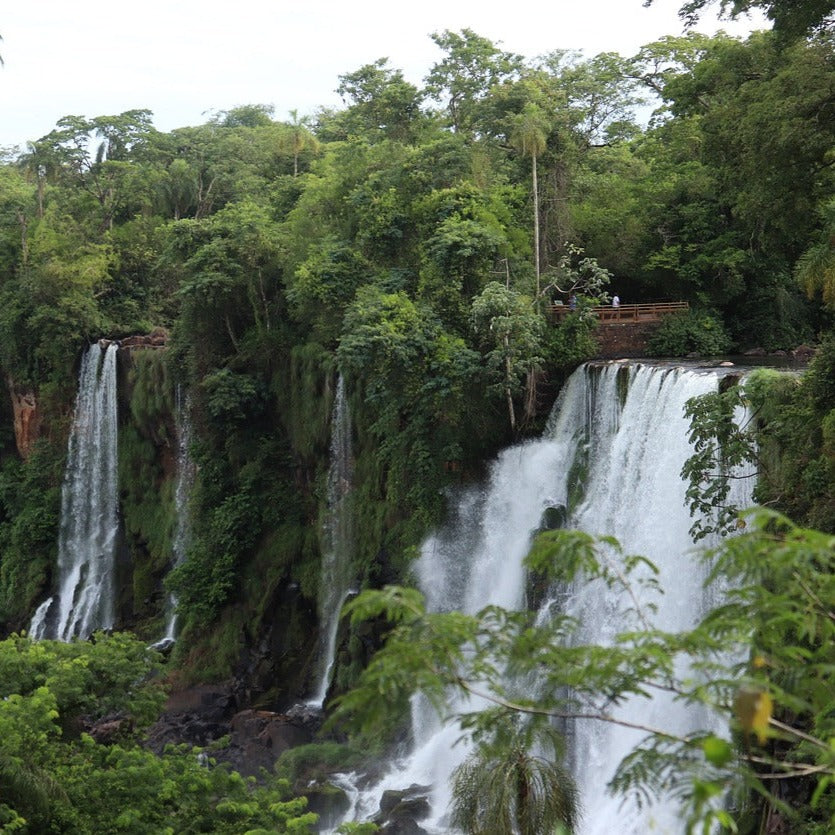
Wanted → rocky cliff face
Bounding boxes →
[6,377,41,460]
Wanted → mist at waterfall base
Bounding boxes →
[30,343,120,641]
[333,361,756,835]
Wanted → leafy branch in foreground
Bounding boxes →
[682,382,760,541]
[330,511,835,833]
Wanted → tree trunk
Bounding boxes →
[532,153,540,298]
[523,367,542,425]
[504,337,516,432]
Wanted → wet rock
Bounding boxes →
[744,347,767,356]
[144,684,325,779]
[791,344,815,362]
[379,819,429,835]
[227,708,313,775]
[85,713,135,744]
[540,504,567,530]
[305,783,351,833]
[286,701,325,731]
[145,682,238,754]
[164,683,237,717]
[374,785,431,835]
[148,636,176,655]
[719,373,743,393]
[118,329,169,350]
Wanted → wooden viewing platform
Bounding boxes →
[549,301,689,323]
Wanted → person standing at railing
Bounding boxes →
[612,295,620,308]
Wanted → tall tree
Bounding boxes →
[334,59,427,143]
[510,103,549,297]
[471,281,544,432]
[425,30,523,135]
[645,0,835,39]
[35,111,156,231]
[285,109,319,177]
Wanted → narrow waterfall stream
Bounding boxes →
[30,342,121,641]
[163,385,196,641]
[335,361,755,834]
[309,373,356,708]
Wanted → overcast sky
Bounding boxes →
[1,0,765,151]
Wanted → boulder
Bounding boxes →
[145,682,238,754]
[304,783,351,833]
[85,713,135,744]
[791,344,815,362]
[220,706,316,776]
[374,785,431,835]
[540,504,567,531]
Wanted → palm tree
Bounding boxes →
[21,141,55,219]
[286,109,320,177]
[0,752,66,831]
[796,198,835,307]
[451,716,579,834]
[511,103,549,298]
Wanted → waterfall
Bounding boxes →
[564,363,743,834]
[335,361,756,833]
[30,343,120,641]
[162,385,196,641]
[309,373,356,708]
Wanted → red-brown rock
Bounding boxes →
[6,377,41,459]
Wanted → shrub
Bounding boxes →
[647,310,732,357]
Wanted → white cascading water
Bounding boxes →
[29,342,121,641]
[565,363,751,834]
[335,361,755,834]
[162,385,196,641]
[309,373,356,708]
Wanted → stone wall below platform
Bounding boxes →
[594,321,660,358]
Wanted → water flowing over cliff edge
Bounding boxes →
[335,360,756,835]
[30,343,120,641]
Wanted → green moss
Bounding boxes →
[280,342,335,463]
[565,442,590,517]
[126,350,175,442]
[0,440,64,628]
[177,606,249,684]
[275,742,366,786]
[117,350,178,629]
[616,364,630,410]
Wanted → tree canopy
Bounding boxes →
[1,22,835,835]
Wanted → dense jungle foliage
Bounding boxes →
[1,3,835,831]
[0,632,317,833]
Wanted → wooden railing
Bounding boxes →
[549,301,689,323]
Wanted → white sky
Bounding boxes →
[0,0,765,151]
